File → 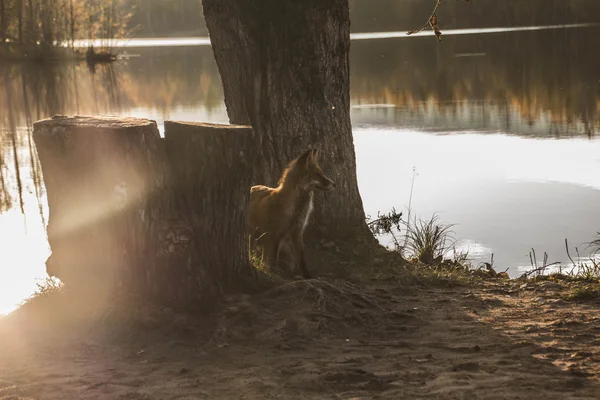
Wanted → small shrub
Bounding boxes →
[366,208,404,252]
[588,232,600,256]
[405,214,456,265]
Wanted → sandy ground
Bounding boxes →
[2,273,600,399]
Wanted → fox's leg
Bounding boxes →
[276,236,296,276]
[290,229,311,279]
[261,235,281,271]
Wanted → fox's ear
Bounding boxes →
[311,148,319,161]
[297,149,313,166]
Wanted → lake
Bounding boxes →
[1,23,599,314]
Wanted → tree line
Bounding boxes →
[0,0,132,47]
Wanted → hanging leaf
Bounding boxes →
[406,0,474,41]
[429,14,442,41]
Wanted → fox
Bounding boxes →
[247,148,336,279]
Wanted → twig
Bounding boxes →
[403,167,418,249]
[529,251,534,268]
[407,0,443,36]
[565,238,576,267]
[524,262,562,277]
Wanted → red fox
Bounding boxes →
[248,148,336,278]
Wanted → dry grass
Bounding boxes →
[524,239,600,280]
[563,285,600,301]
[588,232,600,260]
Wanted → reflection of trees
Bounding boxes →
[0,120,13,213]
[123,0,207,37]
[0,47,225,218]
[0,47,223,129]
[0,166,12,212]
[0,0,130,54]
[119,48,224,112]
[350,28,599,137]
[2,68,24,213]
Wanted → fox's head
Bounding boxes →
[295,148,336,192]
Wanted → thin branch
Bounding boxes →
[524,262,562,278]
[407,0,443,36]
[565,238,577,267]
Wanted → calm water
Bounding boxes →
[1,24,599,314]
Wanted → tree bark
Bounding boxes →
[27,0,35,44]
[202,0,370,240]
[18,0,23,44]
[33,116,166,293]
[69,0,74,47]
[163,121,254,300]
[0,0,6,43]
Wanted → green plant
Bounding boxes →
[452,246,471,265]
[246,235,286,289]
[248,234,268,271]
[587,232,600,256]
[366,208,404,252]
[405,214,456,265]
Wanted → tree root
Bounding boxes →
[264,279,387,314]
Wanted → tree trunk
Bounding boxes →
[33,116,166,293]
[0,0,5,43]
[18,0,23,43]
[163,121,254,300]
[69,0,74,47]
[202,0,370,241]
[27,0,35,44]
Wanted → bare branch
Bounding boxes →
[407,0,443,37]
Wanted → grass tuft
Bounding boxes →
[525,238,600,280]
[588,232,600,257]
[245,235,286,291]
[405,214,456,265]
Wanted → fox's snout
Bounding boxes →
[315,175,336,191]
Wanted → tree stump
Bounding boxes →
[34,116,255,306]
[163,121,254,303]
[33,116,166,292]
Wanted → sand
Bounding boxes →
[1,272,600,399]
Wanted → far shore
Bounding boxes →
[0,44,117,65]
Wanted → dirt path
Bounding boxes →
[1,277,600,399]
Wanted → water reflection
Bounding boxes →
[354,129,600,270]
[350,27,599,138]
[0,25,599,313]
